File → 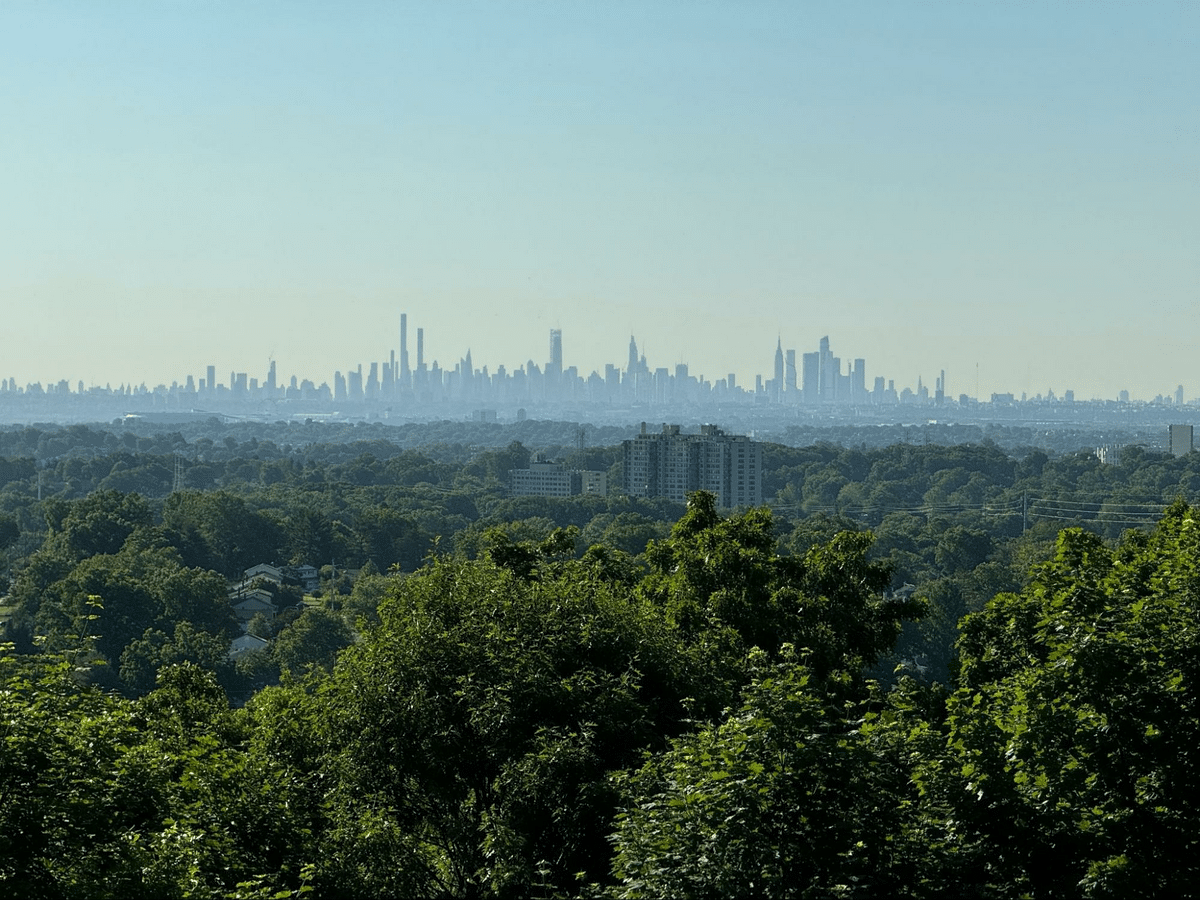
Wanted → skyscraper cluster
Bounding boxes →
[3,314,1193,423]
[6,322,911,414]
[208,320,911,408]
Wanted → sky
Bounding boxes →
[1,2,1197,401]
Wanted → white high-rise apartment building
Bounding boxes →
[622,424,763,508]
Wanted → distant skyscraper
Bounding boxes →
[819,336,836,401]
[802,352,819,403]
[206,365,216,396]
[548,329,563,381]
[461,349,474,398]
[625,335,650,400]
[366,362,379,399]
[400,314,410,386]
[773,339,784,399]
[852,359,867,403]
[785,349,797,395]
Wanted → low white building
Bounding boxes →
[244,563,283,584]
[510,456,608,498]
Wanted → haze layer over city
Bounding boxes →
[2,3,1196,404]
[2,319,1196,437]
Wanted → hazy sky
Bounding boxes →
[2,2,1196,401]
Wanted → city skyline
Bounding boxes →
[2,4,1196,399]
[0,321,1189,409]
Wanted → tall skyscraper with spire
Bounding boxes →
[773,338,785,400]
[546,328,563,400]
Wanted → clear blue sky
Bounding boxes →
[1,2,1196,400]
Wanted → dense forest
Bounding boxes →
[3,422,1200,897]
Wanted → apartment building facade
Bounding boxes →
[622,423,763,508]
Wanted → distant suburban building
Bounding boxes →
[1169,424,1194,457]
[510,455,608,498]
[244,563,283,584]
[230,592,276,627]
[228,633,269,661]
[622,423,763,508]
[242,562,320,593]
[580,470,608,496]
[511,459,578,498]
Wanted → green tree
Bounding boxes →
[640,492,918,676]
[272,607,353,676]
[118,622,233,695]
[131,664,316,896]
[610,649,909,898]
[0,513,19,552]
[161,491,285,577]
[312,552,704,897]
[925,501,1200,896]
[42,490,152,559]
[0,650,159,897]
[354,506,428,572]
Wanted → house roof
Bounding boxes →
[228,633,269,660]
[232,596,276,613]
[244,563,283,581]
